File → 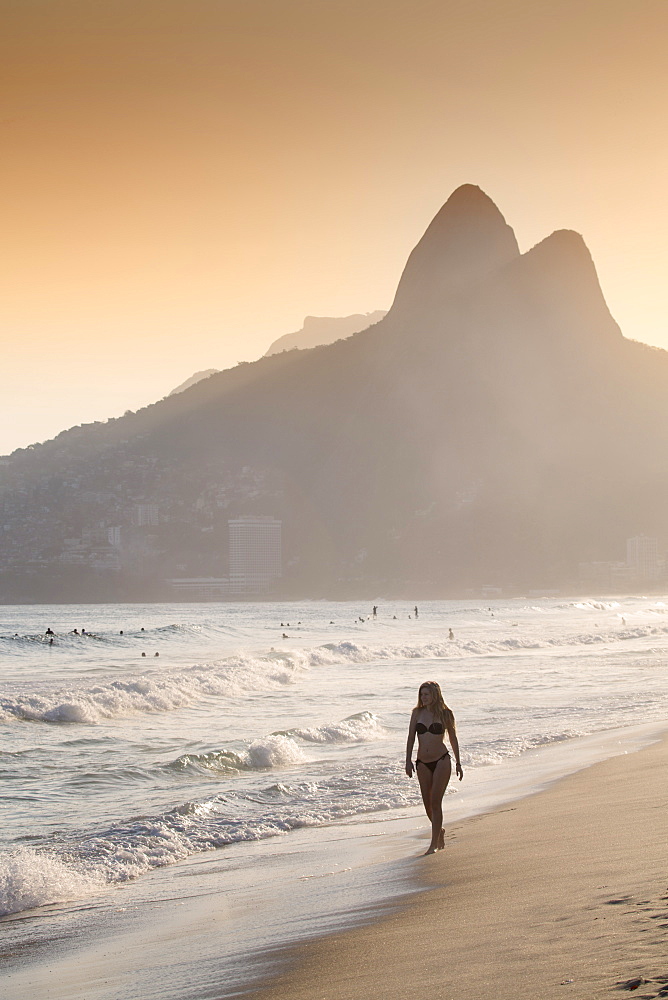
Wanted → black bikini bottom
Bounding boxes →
[416,750,450,774]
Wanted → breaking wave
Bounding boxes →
[572,601,621,612]
[0,650,310,724]
[0,847,105,916]
[280,711,385,743]
[169,734,307,775]
[3,621,668,726]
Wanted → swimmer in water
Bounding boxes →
[405,681,463,855]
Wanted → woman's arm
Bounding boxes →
[405,709,418,777]
[447,718,464,781]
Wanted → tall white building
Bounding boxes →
[228,516,282,592]
[131,503,159,527]
[107,526,122,547]
[626,534,660,581]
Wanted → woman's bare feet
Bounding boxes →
[423,828,446,855]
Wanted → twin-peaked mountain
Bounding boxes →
[2,185,667,599]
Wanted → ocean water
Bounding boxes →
[1,596,668,998]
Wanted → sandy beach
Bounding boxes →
[251,733,668,1000]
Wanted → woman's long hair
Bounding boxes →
[415,681,455,730]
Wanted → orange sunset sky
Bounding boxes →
[1,0,667,456]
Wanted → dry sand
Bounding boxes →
[249,735,668,1000]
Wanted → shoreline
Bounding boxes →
[249,727,668,1000]
[4,722,667,1000]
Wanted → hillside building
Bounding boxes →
[131,503,159,527]
[168,577,231,599]
[228,516,282,593]
[626,534,661,581]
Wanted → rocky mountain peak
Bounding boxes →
[388,184,520,319]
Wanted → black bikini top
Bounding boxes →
[416,721,444,735]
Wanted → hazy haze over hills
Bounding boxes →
[1,184,666,601]
[264,312,387,356]
[168,313,387,400]
[169,370,220,396]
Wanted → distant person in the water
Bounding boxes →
[448,628,454,640]
[405,680,463,855]
[142,652,147,657]
[393,615,398,620]
[414,606,418,617]
[154,652,159,656]
[45,628,55,636]
[119,630,123,635]
[70,629,79,635]
[81,628,87,635]
[141,627,145,632]
[49,637,54,645]
[282,633,288,639]
[372,606,378,617]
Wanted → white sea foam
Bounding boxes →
[573,600,621,611]
[170,736,306,775]
[286,711,385,743]
[32,762,418,898]
[169,716,379,777]
[467,730,584,765]
[3,621,667,726]
[0,650,310,724]
[0,847,105,916]
[245,735,307,768]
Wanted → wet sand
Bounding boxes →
[249,733,668,1000]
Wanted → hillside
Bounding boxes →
[264,312,387,356]
[1,185,667,601]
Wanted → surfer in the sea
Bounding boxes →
[405,681,463,855]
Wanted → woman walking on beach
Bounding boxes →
[406,681,463,854]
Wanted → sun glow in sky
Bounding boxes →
[1,0,667,455]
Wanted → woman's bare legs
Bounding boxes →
[416,756,452,854]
